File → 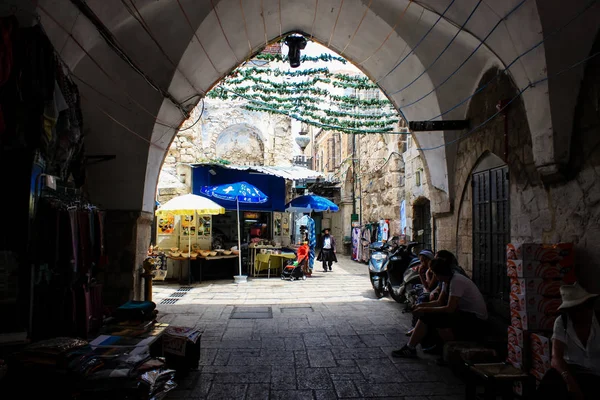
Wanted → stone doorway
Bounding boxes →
[412,198,432,252]
[472,153,510,318]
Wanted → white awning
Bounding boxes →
[190,163,324,181]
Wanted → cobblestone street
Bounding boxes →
[156,255,464,399]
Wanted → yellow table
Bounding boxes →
[250,248,296,277]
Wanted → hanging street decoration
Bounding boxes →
[207,52,401,134]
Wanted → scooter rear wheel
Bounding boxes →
[389,286,405,303]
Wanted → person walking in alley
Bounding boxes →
[317,228,337,272]
[392,257,488,358]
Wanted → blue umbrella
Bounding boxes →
[201,182,268,281]
[285,194,339,213]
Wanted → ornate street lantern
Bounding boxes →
[295,136,310,151]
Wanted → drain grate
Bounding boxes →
[230,306,273,319]
[168,292,186,298]
[160,298,179,305]
[177,287,193,292]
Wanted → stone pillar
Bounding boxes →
[98,210,153,307]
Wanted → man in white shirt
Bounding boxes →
[317,228,337,272]
[392,257,488,358]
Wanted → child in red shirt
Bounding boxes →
[297,241,311,277]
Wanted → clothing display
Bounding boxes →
[351,227,361,261]
[30,189,104,340]
[307,217,316,270]
[351,220,392,264]
[0,16,88,338]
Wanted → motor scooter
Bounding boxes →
[366,237,418,302]
[399,258,423,310]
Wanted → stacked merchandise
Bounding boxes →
[162,326,202,372]
[505,242,576,396]
[7,337,176,399]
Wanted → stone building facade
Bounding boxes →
[158,97,295,204]
[307,123,406,244]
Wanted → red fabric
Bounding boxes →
[297,244,309,262]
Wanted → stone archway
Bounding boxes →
[214,123,265,165]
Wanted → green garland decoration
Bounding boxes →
[208,53,401,134]
[255,53,347,64]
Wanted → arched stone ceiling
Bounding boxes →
[5,0,598,213]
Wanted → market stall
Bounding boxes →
[153,194,234,284]
[189,164,313,258]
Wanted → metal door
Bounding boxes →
[472,166,510,317]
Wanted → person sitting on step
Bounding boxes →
[392,256,488,358]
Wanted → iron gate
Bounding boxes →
[413,200,432,252]
[472,166,510,317]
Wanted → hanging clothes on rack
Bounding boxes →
[381,219,389,242]
[307,216,316,271]
[362,225,372,263]
[351,226,361,261]
[30,185,102,340]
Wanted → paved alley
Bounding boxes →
[156,255,464,400]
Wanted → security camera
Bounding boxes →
[285,35,307,68]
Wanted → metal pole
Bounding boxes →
[237,198,242,276]
[351,133,356,216]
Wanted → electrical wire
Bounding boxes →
[339,0,372,56]
[426,0,598,122]
[69,0,188,116]
[80,93,166,151]
[239,0,253,53]
[310,0,319,40]
[38,4,182,129]
[418,51,600,151]
[121,0,206,96]
[178,98,205,132]
[389,0,483,95]
[260,0,268,48]
[358,0,414,66]
[176,0,219,73]
[397,0,527,106]
[210,0,240,64]
[376,0,456,84]
[328,0,345,47]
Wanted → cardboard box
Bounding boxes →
[506,242,575,265]
[507,259,576,282]
[509,293,561,315]
[513,381,524,397]
[530,353,551,381]
[510,278,562,297]
[511,309,528,330]
[528,313,558,331]
[530,332,551,358]
[507,343,523,369]
[508,326,525,348]
[506,259,523,278]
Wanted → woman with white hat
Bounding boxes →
[536,282,600,400]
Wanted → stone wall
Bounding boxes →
[356,133,405,235]
[450,49,600,290]
[99,210,153,304]
[403,139,432,245]
[158,98,295,204]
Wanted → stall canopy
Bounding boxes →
[190,164,323,212]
